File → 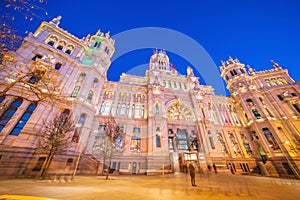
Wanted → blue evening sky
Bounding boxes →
[4,0,300,95]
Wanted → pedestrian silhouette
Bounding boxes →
[207,164,211,172]
[188,163,196,186]
[213,163,217,174]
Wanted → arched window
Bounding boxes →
[99,101,104,113]
[47,41,54,46]
[120,104,126,115]
[93,78,98,88]
[246,99,253,106]
[65,49,72,54]
[262,128,280,150]
[115,134,123,150]
[0,98,23,132]
[57,45,63,50]
[252,109,262,119]
[72,113,86,143]
[71,86,80,98]
[233,69,237,75]
[130,127,141,152]
[78,114,86,126]
[135,105,141,117]
[55,63,62,70]
[110,103,114,114]
[10,103,36,136]
[155,103,159,114]
[156,133,161,147]
[104,102,110,113]
[78,73,86,82]
[87,90,94,102]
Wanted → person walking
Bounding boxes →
[213,163,217,174]
[188,163,196,186]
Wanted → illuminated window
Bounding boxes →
[130,127,141,152]
[71,86,80,98]
[104,102,110,113]
[10,103,36,136]
[252,109,262,119]
[0,98,23,132]
[265,79,271,86]
[155,103,159,114]
[115,134,123,150]
[262,128,280,150]
[120,104,126,114]
[93,125,106,151]
[86,90,94,102]
[168,138,174,150]
[135,105,141,117]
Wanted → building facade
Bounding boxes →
[0,17,299,178]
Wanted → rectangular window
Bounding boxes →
[292,104,300,113]
[252,109,262,119]
[66,158,73,166]
[71,86,80,98]
[156,134,161,147]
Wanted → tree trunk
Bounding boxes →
[105,142,113,180]
[41,154,54,179]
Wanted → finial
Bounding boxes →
[96,29,101,36]
[221,60,225,66]
[271,60,282,69]
[247,65,255,74]
[105,31,110,38]
[50,16,62,26]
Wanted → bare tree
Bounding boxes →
[1,0,48,57]
[0,57,68,107]
[101,115,121,180]
[37,109,75,179]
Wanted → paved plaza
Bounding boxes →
[0,173,300,200]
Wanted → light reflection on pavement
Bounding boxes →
[0,173,299,200]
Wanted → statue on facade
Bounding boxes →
[271,60,282,69]
[96,29,101,36]
[50,16,62,26]
[187,66,194,77]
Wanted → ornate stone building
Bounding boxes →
[0,17,299,178]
